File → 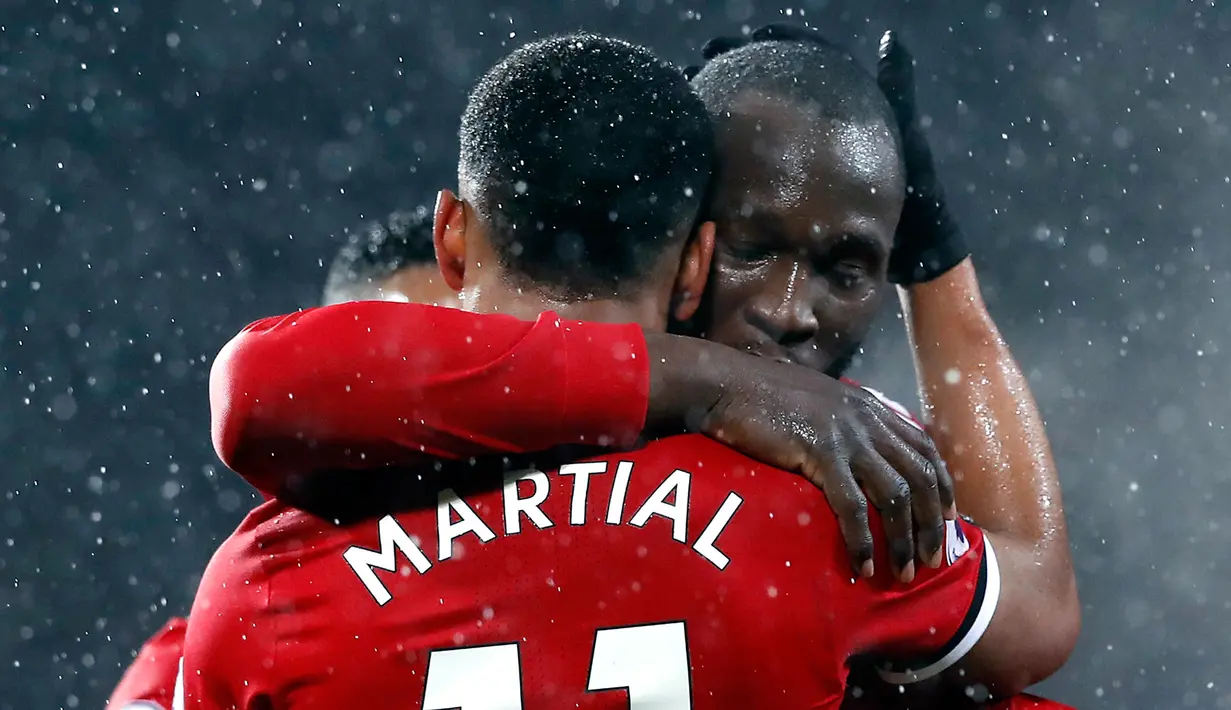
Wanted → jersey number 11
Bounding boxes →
[422,621,692,709]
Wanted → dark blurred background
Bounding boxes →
[3,0,1229,707]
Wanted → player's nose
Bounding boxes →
[744,260,820,348]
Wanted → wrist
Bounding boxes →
[888,218,969,284]
[905,259,985,315]
[643,331,730,435]
[900,259,1000,346]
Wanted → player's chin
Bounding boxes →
[806,336,862,380]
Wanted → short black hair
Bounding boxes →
[323,207,434,305]
[458,33,713,299]
[691,34,898,145]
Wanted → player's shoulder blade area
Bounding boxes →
[260,433,848,708]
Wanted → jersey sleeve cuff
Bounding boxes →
[557,318,649,448]
[877,537,1002,685]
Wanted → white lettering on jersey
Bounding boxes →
[438,488,497,561]
[502,470,554,535]
[344,515,434,605]
[172,656,184,710]
[692,492,744,570]
[345,463,742,605]
[944,519,971,565]
[559,462,607,525]
[628,469,691,543]
[605,460,634,524]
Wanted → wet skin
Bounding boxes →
[697,93,905,377]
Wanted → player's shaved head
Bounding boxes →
[453,33,713,301]
[691,38,900,149]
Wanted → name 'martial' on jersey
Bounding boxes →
[343,461,745,606]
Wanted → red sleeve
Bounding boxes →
[839,517,1001,684]
[107,617,187,709]
[210,302,649,497]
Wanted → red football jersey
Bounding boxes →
[108,617,187,710]
[183,435,999,710]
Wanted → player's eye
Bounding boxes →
[829,260,868,290]
[818,235,882,292]
[722,239,774,264]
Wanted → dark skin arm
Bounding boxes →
[213,302,953,581]
[644,331,955,580]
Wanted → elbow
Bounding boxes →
[209,331,264,473]
[968,561,1080,698]
[1033,573,1082,684]
[1002,574,1082,696]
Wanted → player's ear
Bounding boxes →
[433,189,467,292]
[672,220,715,322]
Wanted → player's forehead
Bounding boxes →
[719,94,900,192]
[711,99,902,251]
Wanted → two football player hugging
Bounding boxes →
[112,23,1077,710]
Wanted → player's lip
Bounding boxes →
[744,343,817,368]
[739,343,781,361]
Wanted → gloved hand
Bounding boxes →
[877,31,970,284]
[684,22,849,79]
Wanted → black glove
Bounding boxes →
[691,22,850,69]
[877,31,970,284]
[682,33,748,80]
[683,23,836,80]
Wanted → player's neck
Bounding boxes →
[463,278,666,329]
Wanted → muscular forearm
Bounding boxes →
[901,258,1073,689]
[899,259,1065,553]
[900,259,1077,690]
[643,331,731,435]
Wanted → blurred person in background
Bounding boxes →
[106,211,450,709]
[322,208,462,308]
[106,617,186,710]
[206,24,1076,708]
[188,32,1069,708]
